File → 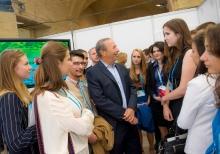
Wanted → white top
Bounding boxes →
[37,90,94,154]
[178,74,218,154]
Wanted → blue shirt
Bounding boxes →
[153,61,167,97]
[101,60,127,108]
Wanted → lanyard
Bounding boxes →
[157,67,163,86]
[168,46,187,83]
[168,57,180,84]
[58,88,82,111]
[66,77,93,113]
[139,74,144,90]
[78,79,93,113]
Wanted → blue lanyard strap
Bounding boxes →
[58,88,82,111]
[78,79,93,113]
[169,57,180,84]
[157,67,163,86]
[139,74,144,90]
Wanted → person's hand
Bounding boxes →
[163,104,173,121]
[130,117,138,125]
[88,132,98,144]
[161,96,167,105]
[154,96,161,102]
[74,114,80,118]
[123,108,135,122]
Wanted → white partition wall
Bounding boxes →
[198,0,220,24]
[153,8,199,41]
[111,17,154,67]
[74,24,111,51]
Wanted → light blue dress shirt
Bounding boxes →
[101,60,127,109]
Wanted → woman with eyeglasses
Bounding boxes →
[31,41,94,154]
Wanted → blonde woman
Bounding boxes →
[0,50,39,154]
[129,48,154,154]
[31,41,94,154]
[117,52,127,67]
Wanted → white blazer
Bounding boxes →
[37,90,94,154]
[178,74,218,154]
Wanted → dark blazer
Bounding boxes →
[0,93,39,154]
[86,65,92,71]
[146,61,168,101]
[86,61,137,131]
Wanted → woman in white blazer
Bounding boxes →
[178,32,218,154]
[31,41,94,154]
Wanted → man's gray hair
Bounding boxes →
[95,38,111,58]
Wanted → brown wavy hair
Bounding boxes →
[129,48,147,88]
[205,24,220,107]
[163,18,192,76]
[117,52,127,66]
[192,32,207,77]
[0,50,31,106]
[31,41,69,98]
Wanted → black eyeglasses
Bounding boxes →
[72,62,86,66]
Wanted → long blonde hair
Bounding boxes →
[0,50,31,106]
[117,52,127,66]
[31,41,69,98]
[129,49,147,88]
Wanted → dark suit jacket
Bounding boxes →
[146,61,168,101]
[86,61,137,131]
[86,65,92,71]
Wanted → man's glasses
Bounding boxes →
[72,62,86,66]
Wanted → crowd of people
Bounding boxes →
[0,18,220,154]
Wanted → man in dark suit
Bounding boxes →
[86,38,142,154]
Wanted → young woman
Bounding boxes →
[129,49,154,154]
[178,32,218,154]
[161,18,197,123]
[117,52,127,67]
[201,24,220,154]
[0,50,39,154]
[146,41,169,140]
[31,41,94,154]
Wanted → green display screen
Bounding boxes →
[0,39,71,87]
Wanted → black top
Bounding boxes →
[169,47,189,90]
[168,47,190,120]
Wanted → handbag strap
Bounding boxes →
[34,94,75,154]
[34,95,45,154]
[168,116,186,138]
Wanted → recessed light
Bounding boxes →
[17,22,24,24]
[156,4,164,7]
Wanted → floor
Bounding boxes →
[142,131,155,154]
[0,131,153,154]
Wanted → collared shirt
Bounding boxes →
[101,60,127,109]
[153,61,167,96]
[66,76,78,85]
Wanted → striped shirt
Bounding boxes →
[0,92,39,154]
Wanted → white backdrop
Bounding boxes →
[198,0,220,24]
[40,0,219,68]
[111,16,154,63]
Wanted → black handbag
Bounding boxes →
[158,120,187,154]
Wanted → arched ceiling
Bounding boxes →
[68,0,168,25]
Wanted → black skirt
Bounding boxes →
[151,100,169,127]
